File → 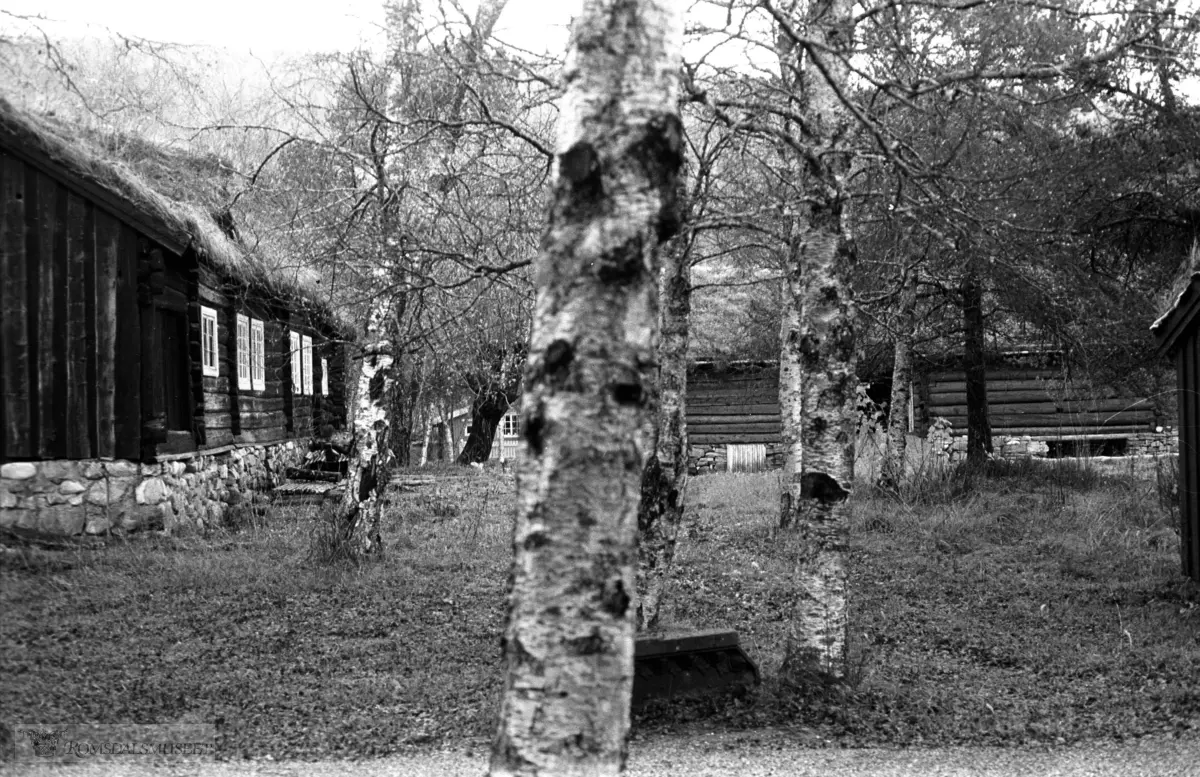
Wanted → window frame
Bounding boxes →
[301,335,314,396]
[236,314,251,391]
[290,331,303,395]
[200,306,219,378]
[250,319,266,392]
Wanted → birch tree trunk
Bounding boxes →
[490,1,684,774]
[962,269,992,466]
[880,270,917,490]
[773,0,857,682]
[636,230,691,630]
[337,300,396,558]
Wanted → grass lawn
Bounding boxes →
[2,459,1198,760]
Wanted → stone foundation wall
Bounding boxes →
[689,442,786,475]
[0,440,303,536]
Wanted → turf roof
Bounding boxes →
[0,97,351,335]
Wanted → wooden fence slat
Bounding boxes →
[1,153,31,459]
[93,209,119,457]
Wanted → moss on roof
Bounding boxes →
[0,97,352,337]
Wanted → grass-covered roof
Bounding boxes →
[0,97,351,336]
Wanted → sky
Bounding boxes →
[2,0,578,56]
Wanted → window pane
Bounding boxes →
[237,314,250,391]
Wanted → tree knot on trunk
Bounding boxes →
[601,578,631,618]
[800,472,849,505]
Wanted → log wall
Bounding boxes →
[926,369,1159,437]
[1,151,143,463]
[686,362,781,446]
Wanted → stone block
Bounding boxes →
[0,462,37,480]
[0,491,17,509]
[85,511,111,534]
[82,462,105,479]
[0,507,21,528]
[136,478,167,505]
[41,505,86,535]
[59,480,88,495]
[105,461,140,478]
[39,461,76,481]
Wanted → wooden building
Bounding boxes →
[685,353,1172,474]
[0,99,350,535]
[688,362,781,473]
[1151,265,1200,582]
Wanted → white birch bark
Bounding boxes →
[880,270,917,490]
[490,1,684,774]
[637,223,691,630]
[773,0,856,681]
[338,299,396,557]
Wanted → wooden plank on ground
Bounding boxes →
[1,153,30,458]
[93,208,119,457]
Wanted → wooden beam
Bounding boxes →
[1,153,31,459]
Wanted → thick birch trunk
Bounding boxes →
[337,300,396,558]
[490,1,683,774]
[962,270,991,465]
[636,233,691,630]
[880,270,917,489]
[775,0,856,682]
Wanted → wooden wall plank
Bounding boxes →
[23,169,41,456]
[691,432,778,445]
[686,402,778,416]
[93,209,119,458]
[1181,333,1199,580]
[50,182,68,458]
[35,172,62,458]
[113,223,141,460]
[61,193,93,457]
[1,153,31,459]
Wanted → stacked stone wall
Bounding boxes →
[0,441,303,536]
[688,442,786,474]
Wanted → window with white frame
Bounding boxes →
[502,412,519,437]
[301,335,314,396]
[250,319,265,392]
[290,331,303,394]
[200,306,219,377]
[320,357,329,396]
[236,314,251,390]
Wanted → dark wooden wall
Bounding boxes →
[927,369,1158,436]
[1,151,142,463]
[1177,327,1199,581]
[687,363,781,445]
[1,145,351,464]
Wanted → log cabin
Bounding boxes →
[0,98,352,536]
[686,352,1176,474]
[1151,259,1199,582]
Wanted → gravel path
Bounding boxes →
[4,734,1197,777]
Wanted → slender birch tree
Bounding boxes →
[769,0,858,681]
[490,0,684,773]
